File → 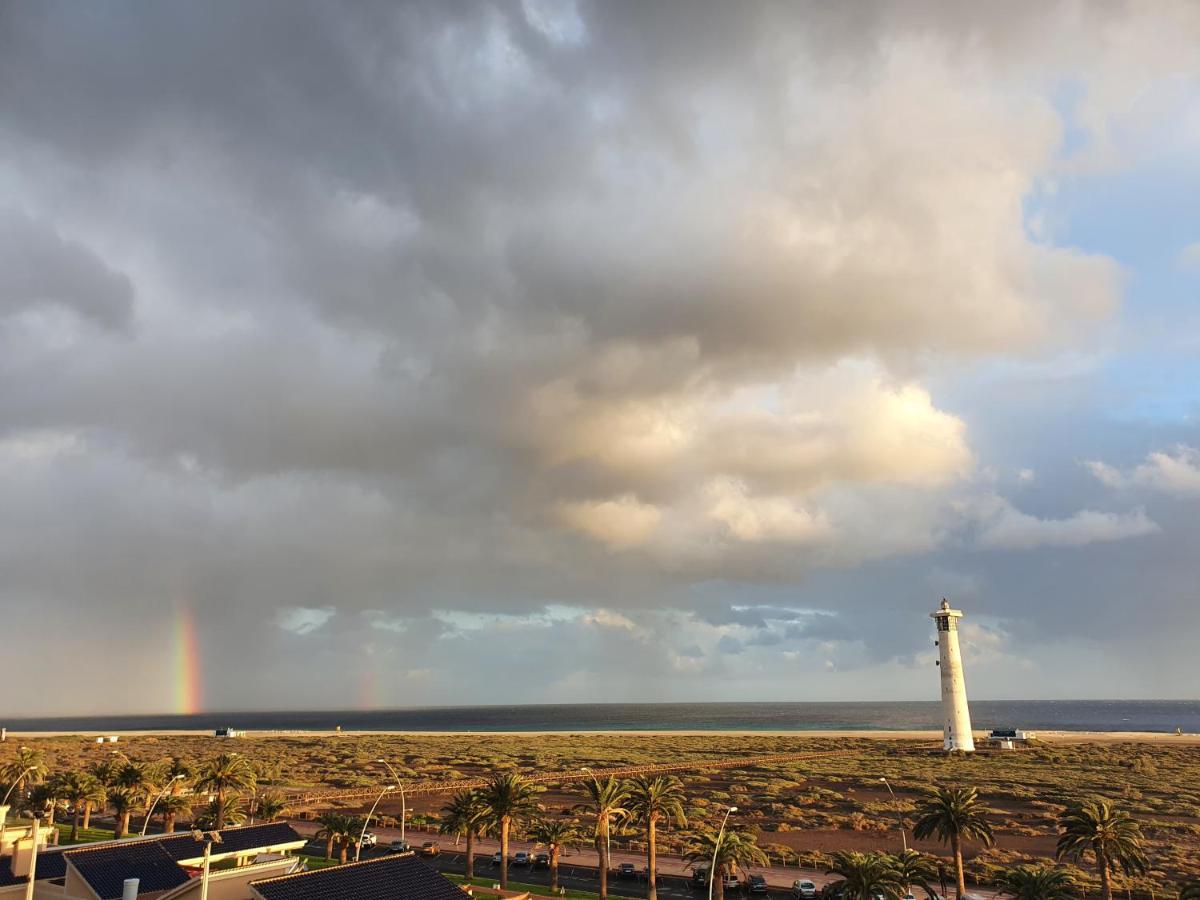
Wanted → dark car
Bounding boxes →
[690,867,709,889]
[749,874,769,894]
[513,850,532,867]
[617,862,637,879]
[533,852,550,869]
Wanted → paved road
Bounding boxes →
[290,820,999,900]
[295,819,827,897]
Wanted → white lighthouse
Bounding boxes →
[931,599,975,752]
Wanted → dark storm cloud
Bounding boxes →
[1,0,1198,712]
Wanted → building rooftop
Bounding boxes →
[250,853,468,900]
[67,841,191,899]
[161,823,304,862]
[0,847,67,888]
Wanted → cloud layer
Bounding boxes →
[1,1,1199,713]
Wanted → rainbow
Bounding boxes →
[174,604,204,715]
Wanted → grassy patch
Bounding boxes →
[447,873,601,899]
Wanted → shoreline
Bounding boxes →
[6,728,1200,742]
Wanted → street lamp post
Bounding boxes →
[356,784,397,862]
[22,817,40,900]
[709,806,737,900]
[376,760,407,847]
[141,776,187,836]
[192,830,222,900]
[878,778,908,852]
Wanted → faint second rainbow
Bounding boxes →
[174,603,204,715]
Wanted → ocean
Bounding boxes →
[3,700,1199,734]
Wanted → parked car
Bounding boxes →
[491,851,504,866]
[388,839,411,853]
[793,879,818,898]
[359,832,378,848]
[690,867,709,888]
[723,872,740,891]
[533,852,550,869]
[513,850,531,866]
[748,874,769,894]
[421,841,440,857]
[617,862,637,879]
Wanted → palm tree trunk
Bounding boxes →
[952,834,965,899]
[46,803,55,827]
[598,819,609,900]
[646,815,658,900]
[551,847,560,894]
[116,811,130,839]
[714,863,725,900]
[339,839,348,864]
[165,812,176,834]
[325,835,335,859]
[465,829,475,882]
[71,809,81,842]
[500,816,510,890]
[216,791,226,830]
[1099,857,1112,900]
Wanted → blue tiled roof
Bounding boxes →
[0,848,67,887]
[66,842,191,900]
[250,853,466,900]
[162,823,304,860]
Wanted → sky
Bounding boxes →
[1,0,1199,716]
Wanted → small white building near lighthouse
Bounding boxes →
[931,598,975,752]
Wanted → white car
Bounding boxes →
[359,832,378,848]
[793,880,818,899]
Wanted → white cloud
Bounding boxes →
[969,494,1159,550]
[1088,446,1200,497]
[274,606,336,635]
[556,495,662,548]
[1177,242,1200,271]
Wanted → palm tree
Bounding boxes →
[892,850,940,899]
[157,793,193,833]
[25,780,61,826]
[441,789,490,882]
[2,747,47,797]
[626,775,687,900]
[530,818,583,895]
[254,792,288,823]
[1179,882,1200,900]
[341,816,367,863]
[315,812,344,860]
[163,757,195,783]
[996,865,1077,900]
[825,851,906,900]
[1056,799,1146,900]
[575,776,631,900]
[195,754,256,829]
[57,772,106,842]
[109,787,139,839]
[480,773,543,890]
[194,796,246,830]
[315,812,357,863]
[912,786,995,899]
[682,826,768,900]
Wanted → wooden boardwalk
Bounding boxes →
[287,749,855,805]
